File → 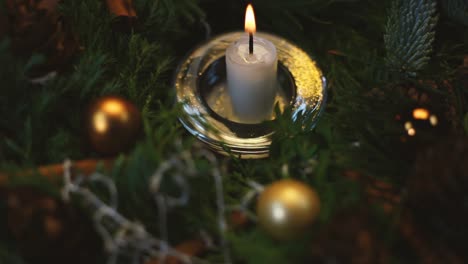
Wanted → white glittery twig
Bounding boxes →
[195,149,231,264]
[61,159,206,264]
[148,148,232,264]
[149,155,192,262]
[227,180,264,222]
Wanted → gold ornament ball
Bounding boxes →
[256,179,320,240]
[85,96,141,155]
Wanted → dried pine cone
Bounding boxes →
[2,0,80,77]
[405,136,468,262]
[5,187,102,264]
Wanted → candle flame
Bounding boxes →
[245,4,256,34]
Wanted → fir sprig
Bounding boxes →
[384,0,438,75]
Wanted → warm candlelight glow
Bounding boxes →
[245,4,256,34]
[412,108,430,120]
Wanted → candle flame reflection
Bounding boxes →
[245,4,256,34]
[413,108,430,120]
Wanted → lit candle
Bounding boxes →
[225,4,278,124]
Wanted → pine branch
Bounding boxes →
[384,0,438,76]
[442,0,468,26]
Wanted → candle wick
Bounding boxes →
[249,33,253,54]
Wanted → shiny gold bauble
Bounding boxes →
[85,96,141,155]
[256,179,320,240]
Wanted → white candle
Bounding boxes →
[225,4,278,124]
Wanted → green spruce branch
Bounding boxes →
[384,0,438,76]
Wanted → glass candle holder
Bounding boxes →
[174,32,327,159]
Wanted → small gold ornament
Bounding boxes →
[256,179,320,240]
[85,96,141,155]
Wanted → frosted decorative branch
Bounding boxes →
[61,159,205,264]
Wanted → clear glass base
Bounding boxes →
[174,32,327,159]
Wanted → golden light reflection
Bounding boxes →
[271,202,286,222]
[93,111,108,134]
[102,99,123,114]
[413,108,430,120]
[245,4,256,34]
[430,115,438,126]
[282,187,308,208]
[278,37,322,105]
[101,99,129,121]
[404,121,413,131]
[408,128,416,136]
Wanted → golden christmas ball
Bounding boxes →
[256,179,320,240]
[85,96,141,155]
